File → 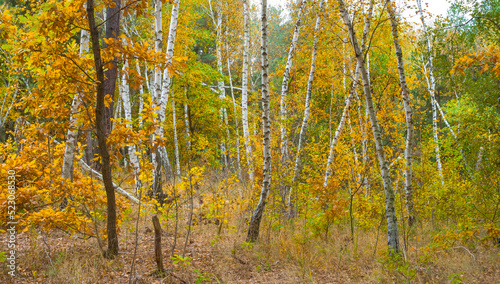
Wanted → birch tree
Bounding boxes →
[61,5,89,182]
[280,0,306,162]
[324,0,374,187]
[242,0,254,182]
[247,0,270,243]
[387,0,415,226]
[292,0,324,186]
[323,64,360,186]
[216,1,230,169]
[227,58,241,178]
[417,0,444,184]
[338,0,399,253]
[152,0,180,194]
[118,21,141,193]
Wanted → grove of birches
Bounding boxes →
[0,0,499,282]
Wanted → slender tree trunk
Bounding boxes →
[242,0,254,182]
[324,63,360,186]
[120,46,141,193]
[227,59,242,179]
[338,0,399,254]
[159,0,180,123]
[280,0,306,162]
[183,87,192,151]
[387,0,415,226]
[172,88,181,178]
[103,0,121,135]
[216,7,230,170]
[87,0,119,258]
[152,215,164,273]
[62,7,89,181]
[152,0,180,190]
[291,0,324,194]
[323,0,373,188]
[137,62,144,129]
[246,0,270,243]
[151,0,164,193]
[417,0,443,184]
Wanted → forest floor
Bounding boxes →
[1,201,499,284]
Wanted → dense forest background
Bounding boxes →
[0,0,499,283]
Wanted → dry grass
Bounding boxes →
[1,193,499,283]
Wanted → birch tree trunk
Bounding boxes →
[323,63,360,186]
[152,0,164,193]
[323,0,373,187]
[152,0,180,191]
[227,59,242,179]
[242,0,254,182]
[338,0,399,253]
[159,0,180,123]
[417,0,444,184]
[280,0,306,162]
[120,48,141,193]
[387,0,415,226]
[137,61,144,128]
[215,6,230,170]
[291,0,324,190]
[62,6,89,181]
[246,0,271,243]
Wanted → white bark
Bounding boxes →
[246,0,271,243]
[159,0,180,124]
[323,0,373,187]
[338,0,399,253]
[435,101,456,138]
[152,0,165,187]
[280,0,306,162]
[417,0,443,184]
[228,58,242,178]
[152,0,180,184]
[242,0,254,182]
[136,61,144,128]
[62,10,90,181]
[120,47,141,192]
[387,0,415,225]
[324,63,360,186]
[292,0,324,188]
[215,3,229,169]
[78,158,139,204]
[153,0,163,106]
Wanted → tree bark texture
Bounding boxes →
[280,0,306,162]
[241,0,254,182]
[387,0,415,226]
[417,0,443,184]
[87,0,119,257]
[103,0,121,135]
[338,0,399,254]
[247,0,271,243]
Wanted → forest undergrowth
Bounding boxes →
[1,173,498,284]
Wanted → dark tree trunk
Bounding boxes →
[103,0,121,135]
[87,0,119,258]
[152,215,164,273]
